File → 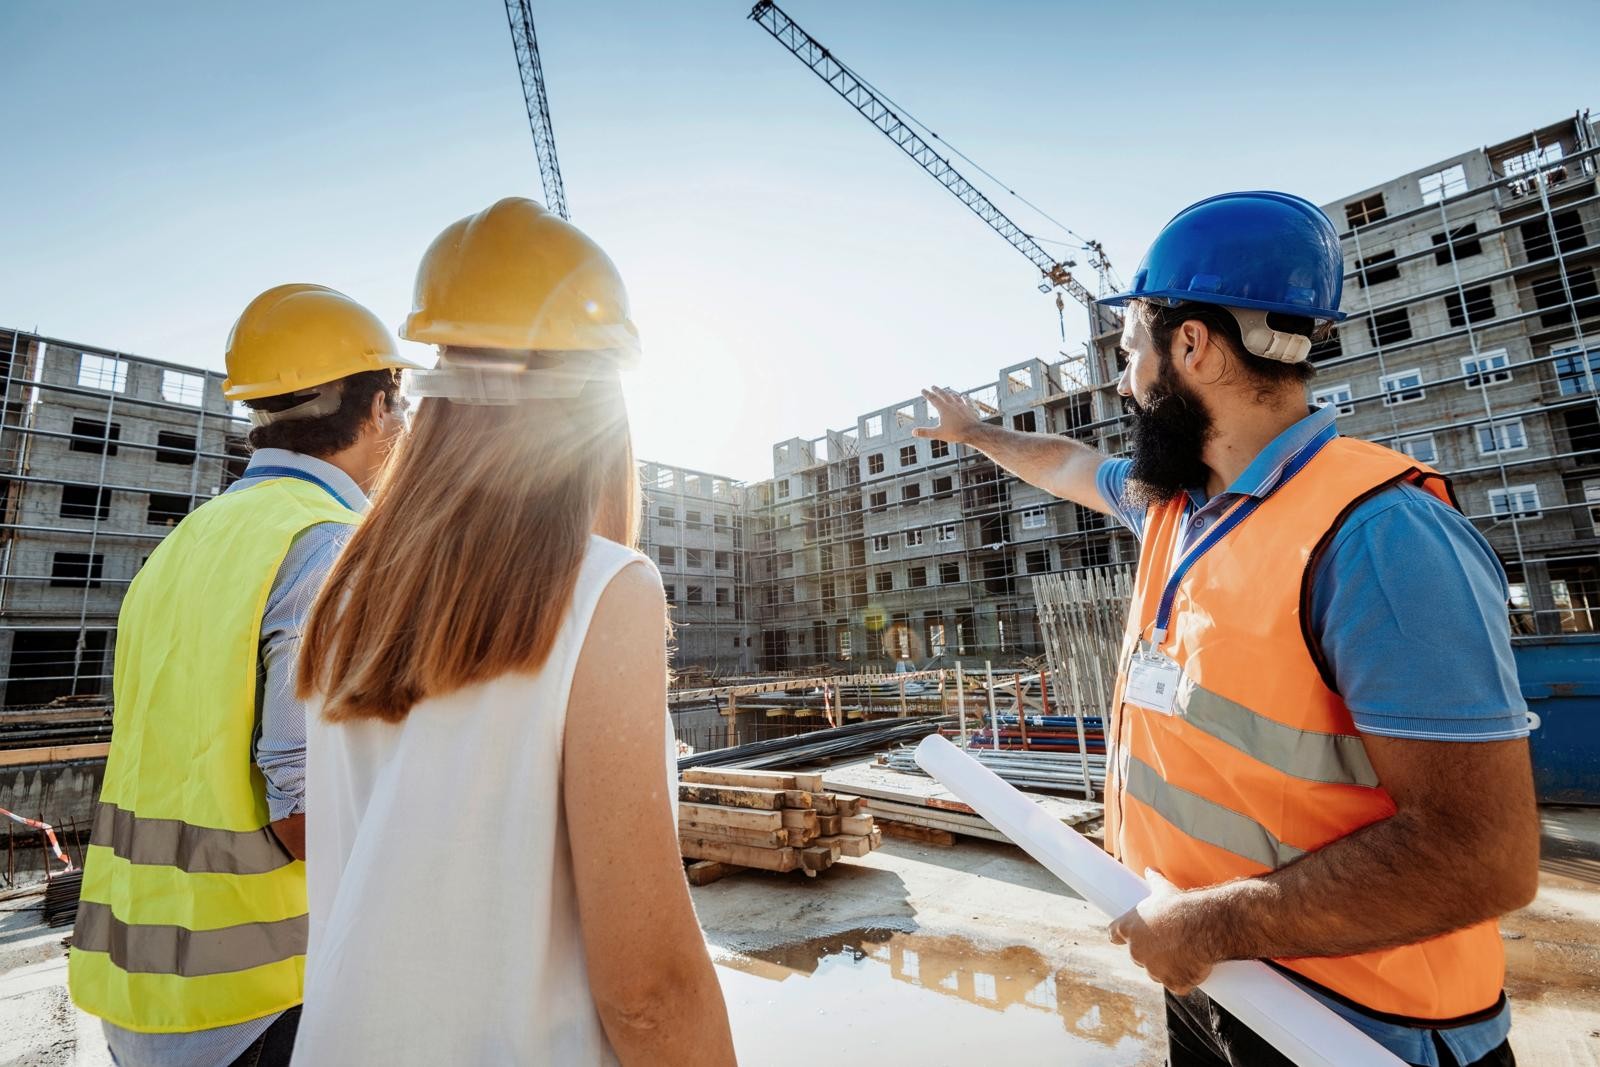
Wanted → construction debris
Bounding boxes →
[43,869,82,928]
[678,768,881,881]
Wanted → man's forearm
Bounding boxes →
[270,813,306,861]
[1178,808,1530,964]
[964,423,1104,500]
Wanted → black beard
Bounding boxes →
[1125,360,1214,510]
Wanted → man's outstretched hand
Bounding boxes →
[913,386,984,445]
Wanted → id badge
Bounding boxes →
[1125,650,1181,715]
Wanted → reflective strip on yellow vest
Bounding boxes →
[1107,436,1506,1021]
[69,476,358,1033]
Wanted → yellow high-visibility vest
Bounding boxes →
[69,475,358,1032]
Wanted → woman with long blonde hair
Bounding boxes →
[290,199,735,1066]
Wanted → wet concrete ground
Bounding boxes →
[3,809,1598,1065]
[696,809,1600,1066]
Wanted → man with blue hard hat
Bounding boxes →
[918,191,1538,1066]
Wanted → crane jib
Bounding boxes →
[749,0,1117,327]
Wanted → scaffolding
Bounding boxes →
[0,331,247,711]
[743,356,1129,673]
[636,460,756,679]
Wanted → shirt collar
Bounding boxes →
[1184,404,1338,508]
[241,448,370,513]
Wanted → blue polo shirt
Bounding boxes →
[1097,404,1526,1065]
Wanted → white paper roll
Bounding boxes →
[913,734,1405,1067]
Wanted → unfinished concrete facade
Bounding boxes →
[1314,112,1600,634]
[742,358,1124,673]
[0,330,246,709]
[0,333,761,702]
[637,460,756,675]
[743,110,1600,670]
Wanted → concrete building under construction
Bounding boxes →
[0,329,758,705]
[742,110,1600,669]
[2,112,1596,690]
[0,330,247,709]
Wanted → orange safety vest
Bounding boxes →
[1106,434,1505,1021]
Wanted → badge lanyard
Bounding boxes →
[243,465,356,512]
[1148,422,1337,648]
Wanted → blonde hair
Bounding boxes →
[298,369,640,722]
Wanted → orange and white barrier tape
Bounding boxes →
[0,807,76,873]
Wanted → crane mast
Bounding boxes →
[749,0,1118,338]
[504,0,569,219]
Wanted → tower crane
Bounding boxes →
[749,0,1121,348]
[504,0,569,219]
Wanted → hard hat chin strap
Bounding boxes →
[1224,307,1312,364]
[245,383,345,426]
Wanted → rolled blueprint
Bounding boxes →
[913,734,1405,1067]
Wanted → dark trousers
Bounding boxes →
[227,1006,301,1067]
[1165,990,1515,1067]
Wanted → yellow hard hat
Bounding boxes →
[223,284,423,402]
[401,197,639,359]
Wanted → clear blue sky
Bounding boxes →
[0,1,1592,481]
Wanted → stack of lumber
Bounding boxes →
[678,767,881,883]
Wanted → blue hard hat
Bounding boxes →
[1099,191,1347,322]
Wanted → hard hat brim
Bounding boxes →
[1097,287,1348,323]
[222,351,429,402]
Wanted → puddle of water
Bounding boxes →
[714,927,1158,1066]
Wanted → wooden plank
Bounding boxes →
[0,742,109,768]
[677,821,789,848]
[869,827,883,850]
[812,794,838,816]
[839,814,874,835]
[677,784,784,811]
[677,803,782,831]
[876,821,956,847]
[681,768,798,791]
[831,793,865,817]
[685,860,739,886]
[925,796,980,816]
[792,773,825,793]
[799,845,835,873]
[787,826,818,847]
[780,809,818,832]
[816,814,842,836]
[816,833,872,858]
[780,790,814,810]
[679,836,799,872]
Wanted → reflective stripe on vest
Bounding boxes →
[90,802,296,877]
[1162,645,1380,789]
[1124,756,1306,870]
[69,476,358,1033]
[74,902,309,978]
[1107,436,1506,1021]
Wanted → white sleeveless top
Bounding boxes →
[293,537,664,1066]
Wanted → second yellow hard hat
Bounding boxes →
[224,284,423,401]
